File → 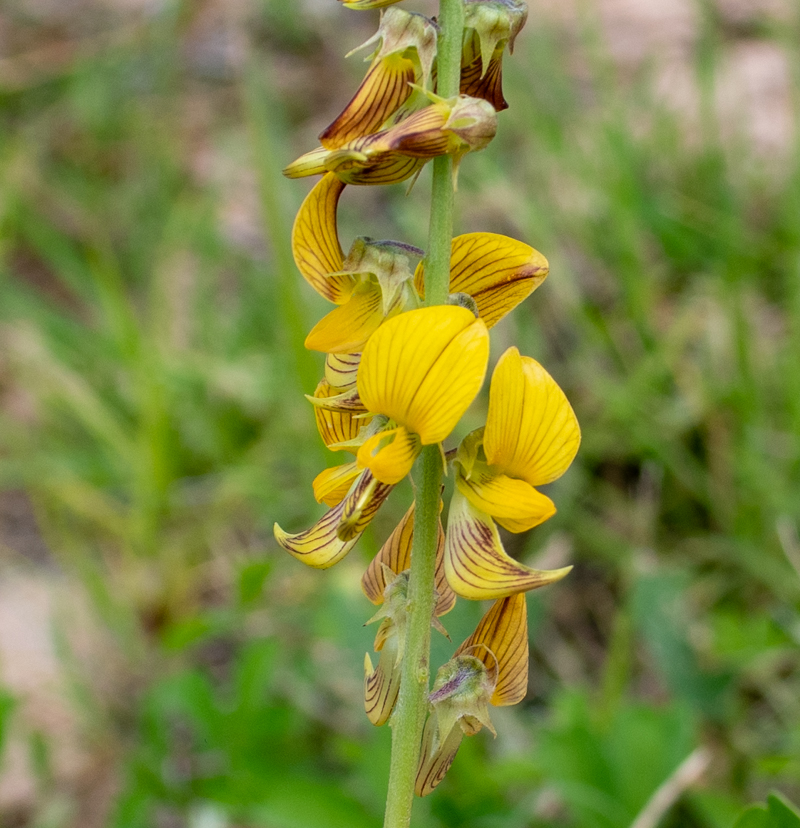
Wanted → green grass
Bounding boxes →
[0,1,799,825]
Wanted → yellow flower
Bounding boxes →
[284,95,497,186]
[274,469,392,568]
[414,232,549,328]
[445,346,580,599]
[415,594,528,796]
[356,306,490,485]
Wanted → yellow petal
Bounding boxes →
[327,151,426,186]
[305,283,385,353]
[325,352,361,389]
[320,53,415,149]
[414,233,548,328]
[415,713,465,797]
[283,146,330,178]
[312,462,361,506]
[484,348,581,486]
[291,173,355,304]
[274,470,391,567]
[456,595,528,706]
[361,502,456,616]
[357,425,421,485]
[456,468,555,530]
[357,306,489,443]
[444,489,572,599]
[364,640,402,726]
[312,379,369,450]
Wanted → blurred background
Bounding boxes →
[1,0,799,825]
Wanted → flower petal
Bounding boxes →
[312,462,361,506]
[357,306,489,444]
[484,348,581,486]
[274,470,391,567]
[320,53,415,149]
[305,283,385,353]
[292,173,355,303]
[312,380,369,450]
[456,468,555,530]
[357,425,421,485]
[326,151,426,186]
[461,48,507,111]
[455,595,529,706]
[364,640,402,726]
[415,713,465,797]
[444,489,572,599]
[415,233,548,328]
[325,352,361,389]
[361,502,456,616]
[283,146,330,178]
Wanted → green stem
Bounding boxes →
[382,2,464,826]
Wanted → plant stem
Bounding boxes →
[382,1,464,826]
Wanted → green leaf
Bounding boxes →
[733,806,769,828]
[767,793,800,826]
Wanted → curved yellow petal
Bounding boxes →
[455,595,528,706]
[320,53,415,149]
[312,380,368,450]
[357,306,489,444]
[325,352,361,390]
[357,425,421,485]
[327,151,425,186]
[444,489,572,599]
[414,233,548,328]
[312,462,361,506]
[364,640,401,726]
[274,470,391,567]
[283,146,330,179]
[305,283,385,353]
[361,502,456,616]
[484,348,581,486]
[456,468,555,530]
[291,173,355,304]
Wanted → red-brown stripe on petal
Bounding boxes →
[415,714,466,797]
[364,641,401,726]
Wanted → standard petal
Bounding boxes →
[325,352,361,389]
[357,425,421,485]
[456,468,555,530]
[484,348,581,486]
[312,462,361,506]
[320,53,415,149]
[291,173,355,304]
[312,379,369,449]
[444,489,572,600]
[305,283,386,353]
[357,306,489,444]
[415,233,548,328]
[361,502,456,616]
[455,595,529,706]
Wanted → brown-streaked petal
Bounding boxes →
[415,713,465,797]
[274,470,391,567]
[326,149,426,186]
[325,352,361,390]
[306,385,366,413]
[444,489,572,599]
[320,53,416,150]
[455,595,529,706]
[312,379,369,450]
[291,173,355,304]
[461,47,507,111]
[415,233,548,328]
[364,637,401,726]
[361,502,456,616]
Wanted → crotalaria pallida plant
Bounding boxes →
[274,1,579,824]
